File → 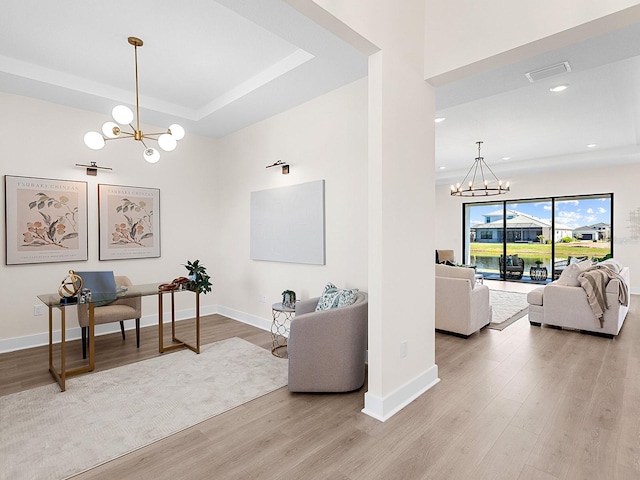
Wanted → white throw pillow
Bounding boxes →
[577,259,593,270]
[557,263,583,287]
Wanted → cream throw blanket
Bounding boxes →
[578,265,628,327]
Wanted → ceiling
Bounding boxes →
[435,18,640,185]
[2,1,640,183]
[0,0,367,139]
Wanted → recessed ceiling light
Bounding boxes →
[587,143,597,148]
[434,117,446,123]
[438,166,446,170]
[549,85,568,93]
[502,156,511,161]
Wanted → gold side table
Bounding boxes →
[271,302,295,357]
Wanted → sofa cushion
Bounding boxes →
[435,263,476,287]
[315,282,359,311]
[577,259,593,270]
[527,287,545,306]
[557,263,582,286]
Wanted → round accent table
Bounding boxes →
[271,302,295,357]
[529,266,548,281]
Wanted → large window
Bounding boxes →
[464,194,613,283]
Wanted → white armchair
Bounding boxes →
[435,264,492,337]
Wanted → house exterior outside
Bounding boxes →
[471,210,573,243]
[573,222,611,241]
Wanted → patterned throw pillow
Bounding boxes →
[315,282,359,311]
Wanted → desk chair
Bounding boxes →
[77,275,141,359]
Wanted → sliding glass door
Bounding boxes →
[553,195,612,279]
[505,199,552,282]
[463,193,613,283]
[465,201,503,279]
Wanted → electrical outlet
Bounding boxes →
[259,294,267,303]
[33,304,45,316]
[400,340,408,358]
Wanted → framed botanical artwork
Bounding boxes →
[98,184,160,260]
[4,175,88,265]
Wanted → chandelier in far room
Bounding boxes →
[83,36,185,164]
[450,141,510,196]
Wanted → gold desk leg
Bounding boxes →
[48,302,97,392]
[158,291,183,353]
[158,292,164,353]
[60,307,66,391]
[196,292,200,353]
[48,306,65,392]
[159,289,200,354]
[171,289,176,341]
[88,303,95,371]
[160,289,185,352]
[48,307,53,378]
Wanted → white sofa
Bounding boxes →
[435,264,492,337]
[527,260,630,337]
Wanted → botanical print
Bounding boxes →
[98,184,160,260]
[20,191,80,250]
[5,176,88,265]
[110,197,154,247]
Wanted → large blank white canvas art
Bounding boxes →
[250,180,325,265]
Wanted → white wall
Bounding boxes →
[210,78,368,324]
[0,92,218,350]
[435,163,640,294]
[0,78,368,355]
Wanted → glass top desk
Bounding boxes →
[37,283,201,392]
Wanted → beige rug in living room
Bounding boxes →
[488,289,529,330]
[0,337,288,480]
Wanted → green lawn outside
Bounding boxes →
[468,241,611,279]
[469,241,610,261]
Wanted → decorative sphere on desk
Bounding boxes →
[58,270,83,298]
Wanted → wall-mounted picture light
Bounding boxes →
[266,159,289,174]
[76,161,113,176]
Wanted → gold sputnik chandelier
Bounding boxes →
[450,141,510,196]
[83,37,185,163]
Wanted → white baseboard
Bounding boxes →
[0,304,270,354]
[215,305,272,332]
[362,364,440,422]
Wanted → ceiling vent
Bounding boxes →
[525,61,571,83]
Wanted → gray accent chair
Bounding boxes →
[288,291,368,393]
[77,275,141,359]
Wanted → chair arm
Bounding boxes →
[295,297,319,315]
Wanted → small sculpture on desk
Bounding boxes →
[58,270,83,304]
[282,290,296,309]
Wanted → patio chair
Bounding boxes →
[499,254,525,279]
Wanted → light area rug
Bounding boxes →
[488,289,529,330]
[0,337,288,480]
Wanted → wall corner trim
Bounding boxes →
[362,365,440,422]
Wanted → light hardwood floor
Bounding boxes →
[2,290,640,480]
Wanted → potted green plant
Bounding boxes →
[183,259,212,294]
[282,289,296,308]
